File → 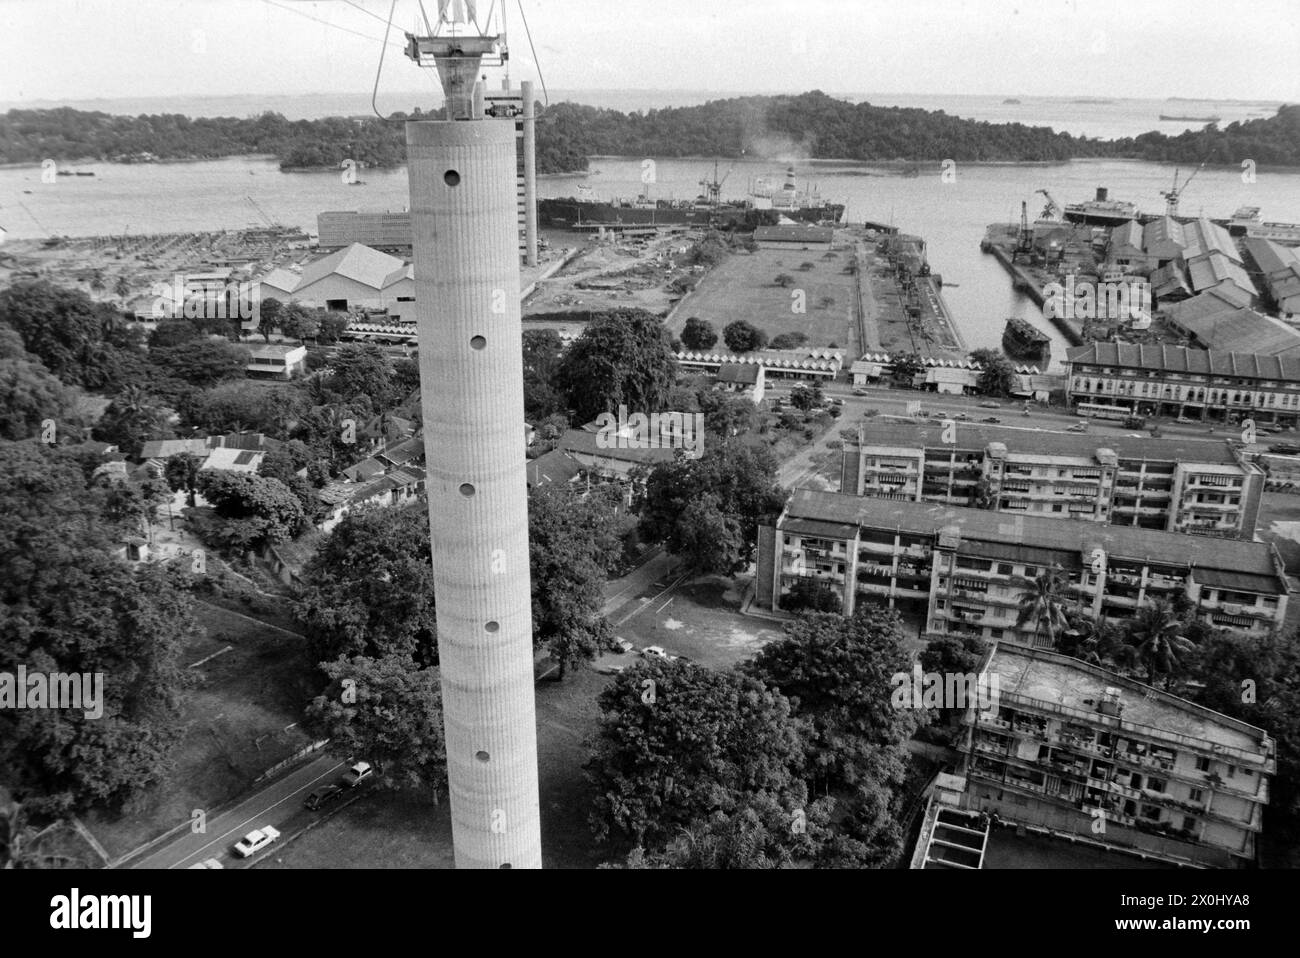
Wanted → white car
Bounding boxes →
[611,637,635,655]
[233,826,280,858]
[341,761,373,787]
[641,646,671,660]
[187,858,224,869]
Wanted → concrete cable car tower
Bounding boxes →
[403,0,542,869]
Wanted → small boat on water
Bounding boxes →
[1003,316,1051,365]
[1158,114,1221,122]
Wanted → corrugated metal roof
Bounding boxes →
[1065,342,1300,381]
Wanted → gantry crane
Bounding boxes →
[1161,160,1206,217]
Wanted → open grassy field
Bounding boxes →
[669,244,859,351]
[84,600,314,860]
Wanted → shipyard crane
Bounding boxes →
[1161,160,1206,217]
[1035,188,1063,222]
[699,158,738,206]
[246,196,281,229]
[1013,200,1034,261]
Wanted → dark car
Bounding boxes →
[982,416,1001,424]
[305,784,343,810]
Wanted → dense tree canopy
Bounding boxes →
[0,441,195,815]
[305,655,447,799]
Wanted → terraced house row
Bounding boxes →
[841,422,1264,539]
[959,644,1274,868]
[756,491,1289,646]
[1066,342,1300,424]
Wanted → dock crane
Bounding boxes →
[246,196,282,229]
[1161,160,1206,217]
[1035,188,1063,222]
[1013,200,1034,262]
[699,158,737,206]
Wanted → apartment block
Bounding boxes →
[841,422,1264,539]
[960,643,1274,867]
[758,491,1289,646]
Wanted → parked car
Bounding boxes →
[233,827,280,858]
[341,761,373,788]
[978,401,1000,409]
[829,398,844,406]
[187,858,224,869]
[305,784,344,811]
[1067,422,1088,433]
[955,412,970,420]
[852,388,868,397]
[641,646,671,660]
[981,416,1001,424]
[610,637,635,655]
[1269,443,1300,455]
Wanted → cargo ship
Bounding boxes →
[1062,187,1140,226]
[538,164,843,231]
[1002,316,1052,365]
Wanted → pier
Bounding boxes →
[983,232,1084,346]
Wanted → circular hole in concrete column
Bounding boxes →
[475,750,490,763]
[485,621,500,633]
[471,335,487,350]
[444,169,461,187]
[459,483,475,497]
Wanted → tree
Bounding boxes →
[258,449,326,526]
[555,308,678,423]
[147,319,205,349]
[192,469,305,550]
[0,442,195,815]
[639,441,786,574]
[164,451,202,508]
[257,297,284,342]
[1126,598,1197,688]
[782,577,842,613]
[586,660,808,848]
[773,273,795,288]
[294,506,438,666]
[293,402,365,476]
[769,331,808,350]
[1014,567,1072,647]
[680,317,718,351]
[305,655,447,799]
[746,609,917,790]
[0,357,70,442]
[972,347,1017,397]
[696,388,758,439]
[185,380,307,436]
[528,483,622,679]
[312,343,397,417]
[0,280,133,389]
[93,384,172,458]
[150,339,251,388]
[722,320,768,353]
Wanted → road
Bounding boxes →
[124,755,347,869]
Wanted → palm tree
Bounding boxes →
[1060,611,1138,670]
[1126,599,1196,688]
[1014,567,1071,648]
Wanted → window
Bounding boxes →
[1182,816,1197,832]
[1147,777,1166,793]
[1196,756,1211,772]
[1140,804,1161,821]
[989,629,1004,639]
[1023,565,1038,578]
[998,563,1013,576]
[1189,788,1204,803]
[1227,765,1236,778]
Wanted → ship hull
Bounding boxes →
[538,198,844,231]
[1002,319,1051,364]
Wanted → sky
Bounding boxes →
[1,0,1298,104]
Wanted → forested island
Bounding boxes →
[2,92,1296,173]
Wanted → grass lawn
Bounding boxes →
[671,245,859,351]
[83,601,314,861]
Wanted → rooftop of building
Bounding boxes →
[781,490,1288,593]
[297,243,407,291]
[246,342,306,360]
[847,420,1244,466]
[1066,342,1300,381]
[717,362,762,385]
[1165,297,1300,357]
[983,643,1273,765]
[1244,235,1300,276]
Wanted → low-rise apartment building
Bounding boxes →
[756,491,1289,645]
[959,643,1274,867]
[1066,342,1300,425]
[841,422,1264,539]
